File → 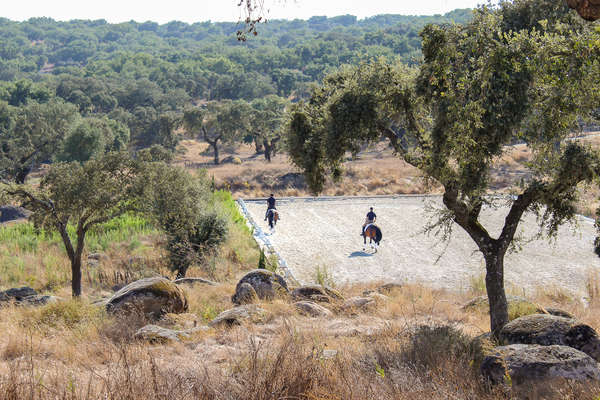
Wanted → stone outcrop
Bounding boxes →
[0,205,30,223]
[231,269,288,305]
[294,301,333,317]
[209,305,266,327]
[481,344,600,385]
[291,285,343,303]
[342,296,376,312]
[232,282,258,305]
[0,286,37,302]
[106,277,188,318]
[134,324,207,343]
[500,314,600,362]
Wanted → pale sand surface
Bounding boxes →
[243,196,600,297]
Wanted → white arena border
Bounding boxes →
[237,198,299,285]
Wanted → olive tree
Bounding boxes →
[287,1,600,334]
[4,152,144,297]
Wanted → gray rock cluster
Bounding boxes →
[481,313,600,386]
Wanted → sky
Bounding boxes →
[1,0,489,24]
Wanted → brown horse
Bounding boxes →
[363,224,382,252]
[267,208,279,229]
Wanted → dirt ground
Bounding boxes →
[243,196,600,299]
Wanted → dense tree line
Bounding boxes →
[0,10,472,176]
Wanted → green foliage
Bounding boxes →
[59,117,130,162]
[258,249,266,269]
[140,163,227,278]
[286,1,600,333]
[0,98,79,183]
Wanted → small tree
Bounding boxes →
[4,152,143,297]
[287,2,600,334]
[139,163,228,278]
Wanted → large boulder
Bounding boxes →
[209,305,266,327]
[500,314,600,361]
[0,205,30,223]
[481,344,600,385]
[232,282,258,305]
[231,269,288,305]
[106,277,188,318]
[291,285,343,303]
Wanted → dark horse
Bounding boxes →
[363,224,382,252]
[266,209,279,229]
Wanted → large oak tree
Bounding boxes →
[287,0,600,334]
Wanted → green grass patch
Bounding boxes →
[0,214,156,254]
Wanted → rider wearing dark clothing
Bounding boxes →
[361,207,377,235]
[267,194,276,210]
[265,194,276,221]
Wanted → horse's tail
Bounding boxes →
[375,226,382,244]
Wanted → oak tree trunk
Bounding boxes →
[483,248,509,335]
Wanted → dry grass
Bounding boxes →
[1,279,600,399]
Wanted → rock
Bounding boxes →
[342,296,376,312]
[209,305,266,327]
[481,344,600,385]
[135,324,207,343]
[545,308,575,319]
[106,277,188,318]
[367,293,389,303]
[17,295,60,306]
[376,283,403,294]
[87,253,106,261]
[291,285,343,303]
[231,269,289,305]
[0,286,37,302]
[463,295,547,320]
[294,301,333,317]
[87,259,100,268]
[174,277,218,286]
[321,349,338,359]
[232,282,258,305]
[500,314,600,361]
[0,205,30,223]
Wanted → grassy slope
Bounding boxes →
[1,165,600,397]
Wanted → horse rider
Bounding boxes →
[361,207,377,236]
[265,193,276,221]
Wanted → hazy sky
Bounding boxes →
[2,0,488,24]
